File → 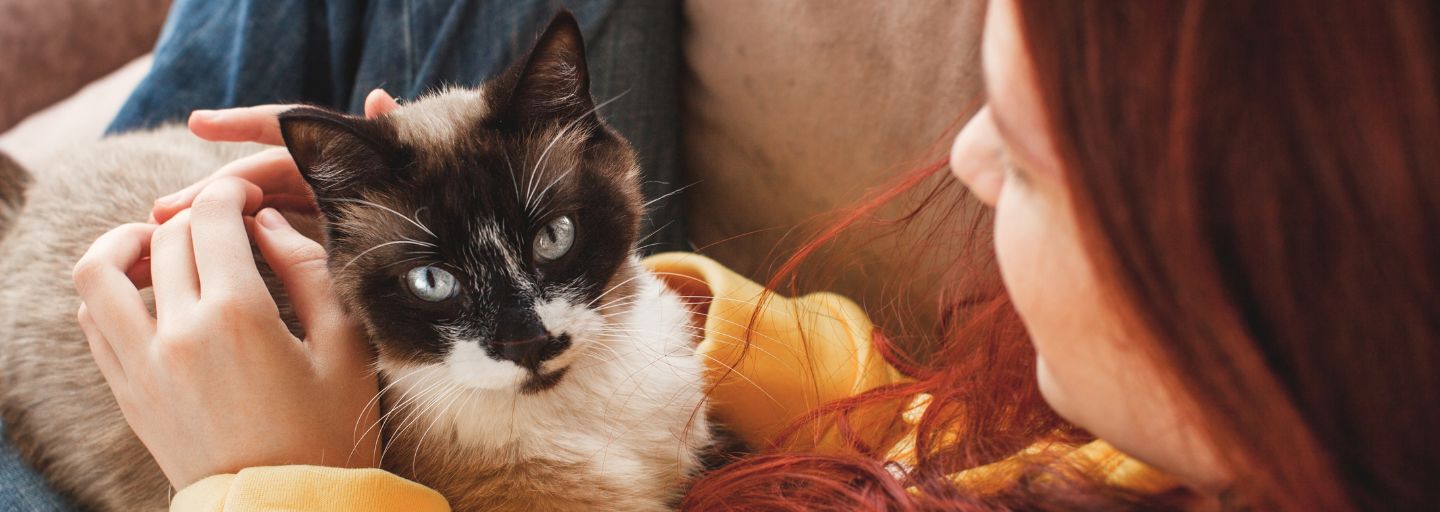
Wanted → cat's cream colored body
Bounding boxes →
[0,125,710,511]
[0,128,262,508]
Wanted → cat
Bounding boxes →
[0,12,711,511]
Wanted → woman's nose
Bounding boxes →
[949,106,1007,206]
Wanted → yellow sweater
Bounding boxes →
[172,254,1177,511]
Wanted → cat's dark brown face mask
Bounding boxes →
[276,13,644,393]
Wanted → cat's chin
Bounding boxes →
[443,361,570,394]
[380,331,597,393]
[519,366,569,393]
[426,339,577,392]
[438,340,533,390]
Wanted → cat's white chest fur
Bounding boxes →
[384,266,711,488]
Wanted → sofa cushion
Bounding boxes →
[682,1,991,336]
[0,0,169,132]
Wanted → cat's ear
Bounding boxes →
[278,108,394,204]
[503,11,595,124]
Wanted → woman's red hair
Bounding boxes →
[684,1,1440,510]
[1017,1,1440,509]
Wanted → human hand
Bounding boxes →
[74,177,382,490]
[151,89,402,223]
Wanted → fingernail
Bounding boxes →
[258,208,290,230]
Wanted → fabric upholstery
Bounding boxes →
[681,1,990,333]
[0,0,170,131]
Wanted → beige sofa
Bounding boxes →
[0,1,987,339]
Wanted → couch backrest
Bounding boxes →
[0,0,170,132]
[682,0,991,337]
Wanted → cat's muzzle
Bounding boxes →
[491,333,571,372]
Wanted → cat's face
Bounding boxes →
[279,14,644,392]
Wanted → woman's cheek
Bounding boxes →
[992,180,1231,489]
[1034,355,1070,417]
[992,181,1095,424]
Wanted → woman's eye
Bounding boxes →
[533,215,575,263]
[1001,152,1029,188]
[405,265,459,302]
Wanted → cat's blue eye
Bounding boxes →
[406,265,459,302]
[533,216,575,263]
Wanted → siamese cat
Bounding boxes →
[0,13,710,511]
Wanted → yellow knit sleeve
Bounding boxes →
[171,466,449,512]
[643,252,911,454]
[643,253,1181,498]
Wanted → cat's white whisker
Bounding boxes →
[633,240,667,254]
[587,272,656,308]
[399,234,437,248]
[589,314,791,366]
[522,90,630,213]
[690,351,785,407]
[635,220,676,248]
[588,293,644,310]
[348,366,429,463]
[525,128,571,212]
[385,383,459,467]
[343,239,437,271]
[589,354,710,463]
[640,182,699,211]
[353,366,426,437]
[390,381,456,439]
[324,197,438,239]
[505,150,522,208]
[390,254,438,268]
[369,375,451,443]
[529,167,575,217]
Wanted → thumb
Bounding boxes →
[251,208,364,363]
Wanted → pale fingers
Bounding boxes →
[188,104,299,145]
[252,209,335,329]
[215,148,311,197]
[252,208,361,365]
[153,147,310,224]
[189,93,396,145]
[125,257,153,291]
[78,304,127,387]
[152,145,309,221]
[150,210,200,321]
[188,179,270,305]
[157,93,400,223]
[73,223,158,362]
